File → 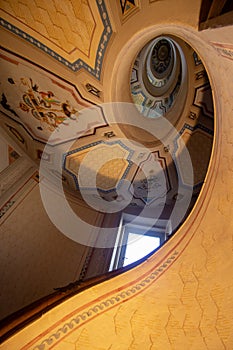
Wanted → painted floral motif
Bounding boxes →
[0,50,108,145]
[16,77,79,132]
[131,154,170,205]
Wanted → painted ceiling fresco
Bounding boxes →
[0,49,107,146]
[0,4,214,210]
[64,141,133,192]
[0,50,214,209]
[63,139,171,207]
[131,152,170,205]
[0,0,112,79]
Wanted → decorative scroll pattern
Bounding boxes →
[31,251,179,350]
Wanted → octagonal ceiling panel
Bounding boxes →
[0,0,112,78]
[130,152,171,205]
[0,49,107,145]
[64,140,134,193]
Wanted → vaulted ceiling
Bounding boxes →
[0,0,214,215]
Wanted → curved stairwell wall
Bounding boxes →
[0,1,233,349]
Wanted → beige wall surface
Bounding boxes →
[0,181,94,320]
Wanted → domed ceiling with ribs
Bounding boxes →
[0,0,214,225]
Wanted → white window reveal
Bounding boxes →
[109,214,171,270]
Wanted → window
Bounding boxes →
[109,214,171,270]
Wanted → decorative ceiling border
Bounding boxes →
[0,0,112,80]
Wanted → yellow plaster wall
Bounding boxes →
[0,177,104,320]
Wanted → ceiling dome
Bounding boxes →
[130,35,187,119]
[151,39,173,76]
[147,38,175,87]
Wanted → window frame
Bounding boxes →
[109,213,171,271]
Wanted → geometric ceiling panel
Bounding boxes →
[0,48,107,145]
[120,0,137,14]
[120,0,139,21]
[130,151,170,205]
[193,83,214,118]
[0,0,112,79]
[64,140,134,193]
[175,127,213,187]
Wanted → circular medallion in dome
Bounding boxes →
[151,39,173,77]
